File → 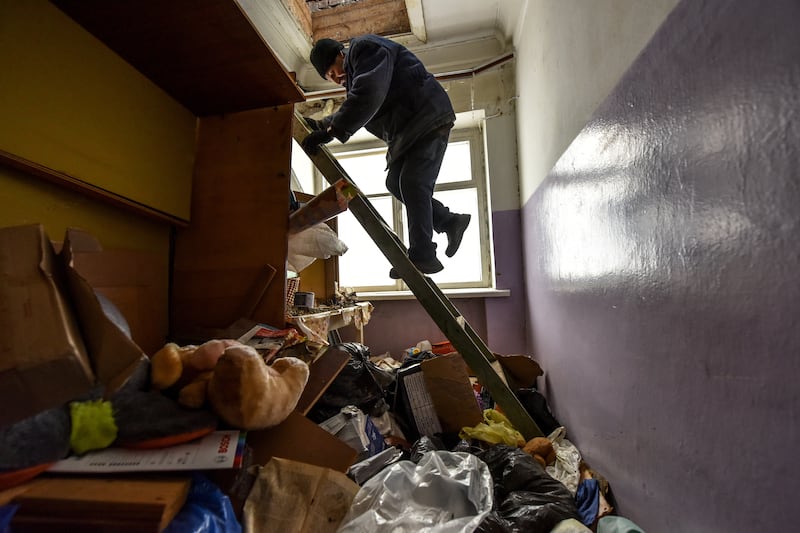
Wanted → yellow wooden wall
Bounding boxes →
[0,164,170,253]
[0,0,196,253]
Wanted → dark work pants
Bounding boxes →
[385,126,455,263]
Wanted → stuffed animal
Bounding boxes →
[208,345,310,430]
[523,436,556,467]
[150,339,242,408]
[150,340,309,430]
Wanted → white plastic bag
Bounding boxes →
[337,451,493,533]
[287,222,348,273]
[546,426,582,495]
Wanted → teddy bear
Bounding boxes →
[522,436,557,468]
[150,340,310,430]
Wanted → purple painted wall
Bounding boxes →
[485,208,528,354]
[522,1,800,531]
[346,208,528,358]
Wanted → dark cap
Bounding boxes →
[310,38,344,79]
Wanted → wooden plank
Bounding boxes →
[295,346,351,415]
[12,477,191,532]
[292,113,543,439]
[11,515,163,532]
[51,0,305,115]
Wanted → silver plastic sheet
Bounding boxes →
[338,450,493,533]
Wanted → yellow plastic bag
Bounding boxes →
[459,409,525,447]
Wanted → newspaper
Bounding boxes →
[50,430,245,473]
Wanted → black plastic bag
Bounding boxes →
[307,343,391,423]
[475,445,579,533]
[409,435,447,463]
[516,388,562,436]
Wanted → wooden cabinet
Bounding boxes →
[51,0,306,333]
[172,107,296,330]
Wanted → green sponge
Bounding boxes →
[69,400,118,455]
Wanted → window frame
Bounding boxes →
[320,122,494,293]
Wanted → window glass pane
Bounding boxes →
[337,150,388,196]
[437,141,472,184]
[291,140,314,193]
[431,188,483,283]
[399,187,483,284]
[333,129,490,291]
[338,196,395,287]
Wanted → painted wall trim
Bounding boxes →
[359,288,510,301]
[405,0,427,42]
[0,149,188,228]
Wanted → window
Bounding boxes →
[291,111,494,293]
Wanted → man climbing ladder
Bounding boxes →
[301,34,471,279]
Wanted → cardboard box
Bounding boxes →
[0,224,146,427]
[0,224,95,427]
[65,229,168,356]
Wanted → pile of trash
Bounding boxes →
[304,340,643,533]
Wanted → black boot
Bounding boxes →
[389,256,444,279]
[444,213,471,257]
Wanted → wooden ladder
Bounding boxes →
[292,114,542,439]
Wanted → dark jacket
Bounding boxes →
[321,34,455,164]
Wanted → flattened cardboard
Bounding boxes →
[0,224,94,427]
[421,353,483,434]
[245,410,357,472]
[62,229,147,392]
[494,353,544,390]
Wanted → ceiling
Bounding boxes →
[238,0,526,92]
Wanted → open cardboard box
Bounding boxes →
[0,224,146,427]
[65,229,168,356]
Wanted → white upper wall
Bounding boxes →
[243,0,522,92]
[244,0,678,208]
[514,0,679,205]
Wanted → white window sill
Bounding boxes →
[357,288,511,301]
